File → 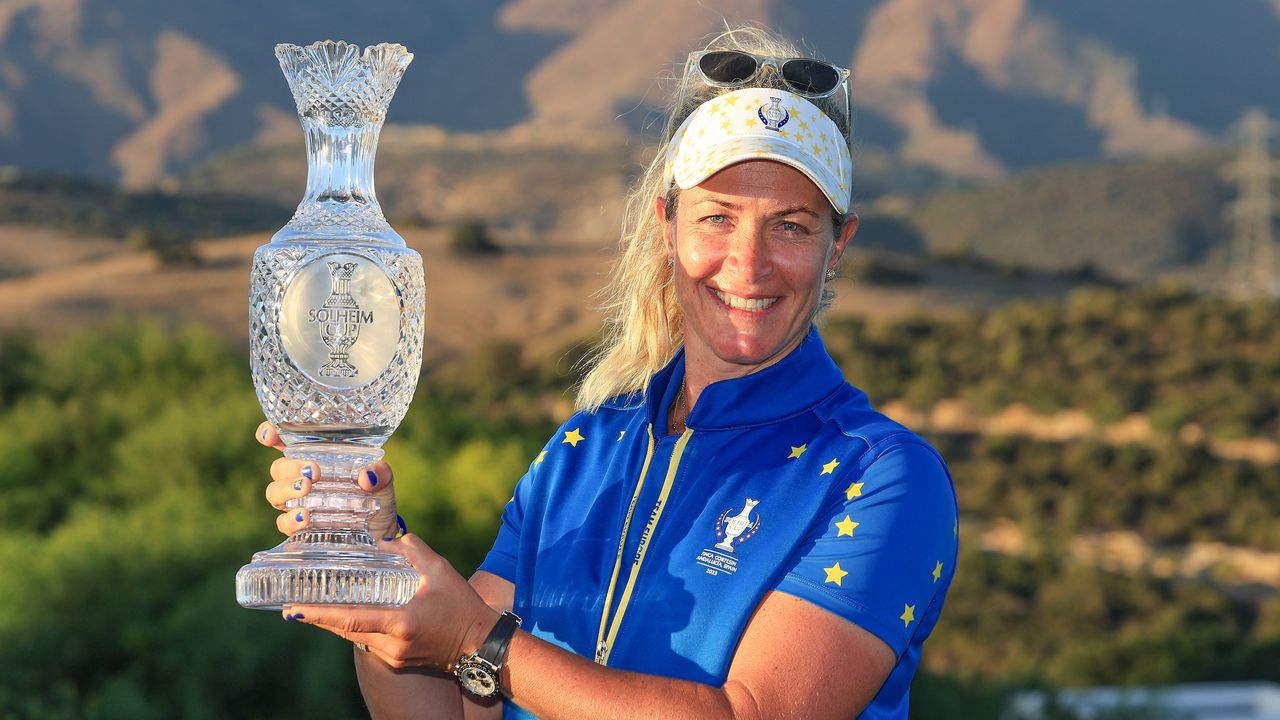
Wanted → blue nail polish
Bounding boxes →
[295,512,304,523]
[366,470,378,487]
[293,479,304,491]
[397,515,408,536]
[382,537,394,542]
[261,428,268,440]
[294,613,305,620]
[301,466,313,480]
[285,613,294,621]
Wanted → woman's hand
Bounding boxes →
[255,420,403,539]
[284,534,501,672]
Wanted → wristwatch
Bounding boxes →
[454,611,522,698]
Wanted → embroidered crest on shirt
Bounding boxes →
[695,498,761,577]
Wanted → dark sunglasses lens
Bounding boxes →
[699,51,759,84]
[782,60,840,95]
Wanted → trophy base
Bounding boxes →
[236,539,420,610]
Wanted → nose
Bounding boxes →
[724,223,772,283]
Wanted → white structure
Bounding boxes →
[1006,682,1280,720]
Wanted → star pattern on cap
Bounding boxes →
[667,88,852,214]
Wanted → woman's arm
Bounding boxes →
[353,571,514,720]
[296,537,895,720]
[499,590,893,719]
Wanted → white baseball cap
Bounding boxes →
[664,87,852,214]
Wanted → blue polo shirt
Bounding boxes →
[479,327,958,718]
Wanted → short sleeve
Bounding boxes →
[476,454,540,583]
[773,441,958,657]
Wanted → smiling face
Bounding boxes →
[659,159,856,385]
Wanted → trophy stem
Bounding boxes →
[235,445,420,609]
[285,445,382,530]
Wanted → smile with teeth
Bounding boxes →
[713,288,779,312]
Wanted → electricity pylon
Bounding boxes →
[1224,107,1279,298]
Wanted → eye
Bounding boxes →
[780,221,803,232]
[703,214,728,224]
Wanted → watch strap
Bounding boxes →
[477,611,521,667]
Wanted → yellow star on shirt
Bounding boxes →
[835,515,859,537]
[823,562,848,586]
[723,93,740,107]
[932,561,944,583]
[563,428,585,447]
[844,481,863,500]
[820,458,840,475]
[617,430,626,441]
[788,444,807,459]
[900,604,916,627]
[721,118,732,131]
[778,128,790,140]
[533,450,548,465]
[743,115,757,129]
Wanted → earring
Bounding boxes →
[667,256,675,267]
[825,268,837,281]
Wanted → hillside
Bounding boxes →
[186,131,1239,284]
[1,0,1277,186]
[872,150,1234,282]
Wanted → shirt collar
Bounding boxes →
[645,326,857,431]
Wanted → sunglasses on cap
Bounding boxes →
[675,49,853,151]
[689,50,849,98]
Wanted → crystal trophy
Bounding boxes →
[236,41,423,609]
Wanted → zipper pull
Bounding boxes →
[595,641,608,664]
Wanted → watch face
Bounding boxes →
[457,660,499,698]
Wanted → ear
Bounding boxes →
[655,194,675,256]
[828,211,858,273]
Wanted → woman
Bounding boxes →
[259,28,958,719]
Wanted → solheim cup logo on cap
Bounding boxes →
[695,498,762,577]
[757,97,789,131]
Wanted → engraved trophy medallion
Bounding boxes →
[236,41,423,609]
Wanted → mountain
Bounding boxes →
[2,0,1278,187]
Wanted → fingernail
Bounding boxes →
[284,613,294,621]
[294,613,305,620]
[397,515,408,536]
[366,470,378,487]
[382,537,394,542]
[295,512,304,523]
[301,465,313,480]
[261,428,268,440]
[292,479,304,491]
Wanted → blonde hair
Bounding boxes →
[575,26,849,411]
